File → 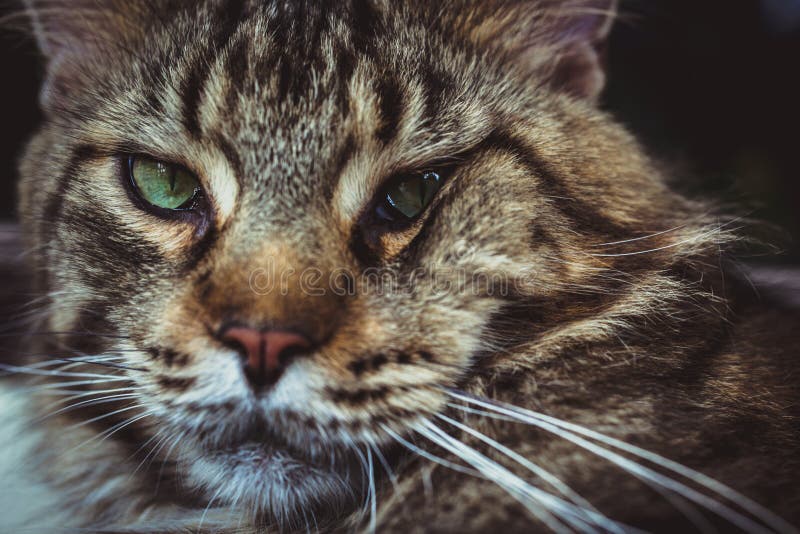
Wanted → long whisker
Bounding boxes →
[34,393,140,423]
[368,441,399,494]
[155,429,186,495]
[436,413,625,534]
[450,391,793,534]
[65,403,146,431]
[198,485,226,533]
[16,378,131,393]
[380,424,480,478]
[366,446,377,534]
[589,222,693,248]
[38,386,141,409]
[587,220,743,258]
[53,357,148,373]
[65,410,155,458]
[12,353,143,374]
[350,442,372,528]
[449,404,711,532]
[418,420,596,534]
[1,355,127,379]
[13,355,126,370]
[130,429,174,479]
[0,362,125,380]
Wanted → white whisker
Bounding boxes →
[38,387,142,413]
[66,411,155,458]
[369,441,399,494]
[590,222,693,248]
[0,362,125,380]
[449,391,793,534]
[436,413,626,534]
[449,404,709,532]
[10,354,126,371]
[197,485,225,533]
[366,446,377,534]
[380,424,480,478]
[35,393,139,422]
[65,403,146,431]
[418,420,600,534]
[588,220,742,258]
[17,377,131,393]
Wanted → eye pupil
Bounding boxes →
[129,156,200,211]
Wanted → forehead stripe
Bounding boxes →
[180,0,249,139]
[375,77,405,145]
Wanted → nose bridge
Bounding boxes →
[211,220,348,341]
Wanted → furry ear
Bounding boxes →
[23,0,122,61]
[544,0,617,100]
[22,0,141,110]
[459,0,618,101]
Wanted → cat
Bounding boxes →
[1,0,798,532]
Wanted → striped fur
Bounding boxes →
[6,1,799,532]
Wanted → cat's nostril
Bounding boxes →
[220,326,312,389]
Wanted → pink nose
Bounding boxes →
[221,327,312,388]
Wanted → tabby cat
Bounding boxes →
[1,0,798,532]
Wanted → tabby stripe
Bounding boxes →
[60,207,165,294]
[348,0,381,55]
[482,130,633,239]
[396,129,634,270]
[375,77,405,145]
[275,58,293,103]
[182,224,220,274]
[41,145,99,247]
[213,133,244,188]
[157,375,197,391]
[147,347,189,368]
[325,133,356,200]
[39,145,101,294]
[420,62,451,125]
[222,35,251,113]
[69,303,117,355]
[180,0,249,138]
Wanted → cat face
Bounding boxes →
[19,0,716,525]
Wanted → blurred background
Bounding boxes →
[0,0,798,261]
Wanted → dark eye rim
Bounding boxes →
[122,154,210,224]
[351,165,455,264]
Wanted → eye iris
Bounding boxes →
[385,171,441,219]
[131,157,198,210]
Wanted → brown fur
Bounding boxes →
[1,1,798,532]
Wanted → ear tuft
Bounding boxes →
[544,0,617,100]
[21,0,143,111]
[458,0,618,101]
[23,0,105,60]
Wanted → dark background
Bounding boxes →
[0,0,798,260]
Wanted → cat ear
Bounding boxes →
[462,0,618,101]
[22,0,137,109]
[23,0,113,61]
[544,0,617,99]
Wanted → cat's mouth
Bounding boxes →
[212,423,321,467]
[180,415,363,519]
[191,410,361,474]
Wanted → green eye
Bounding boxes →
[129,156,200,210]
[379,171,443,222]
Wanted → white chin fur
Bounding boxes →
[0,382,74,532]
[182,441,358,527]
